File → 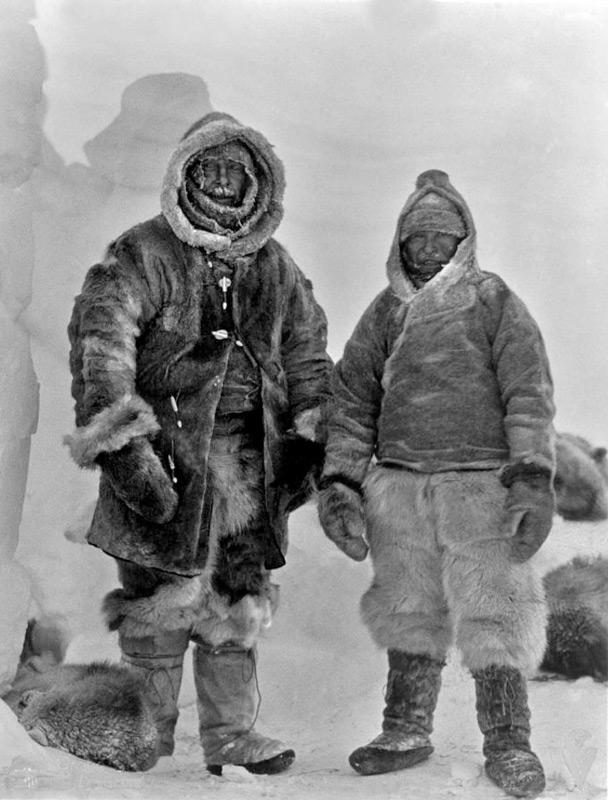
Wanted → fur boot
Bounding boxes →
[349,650,443,775]
[193,640,294,775]
[119,629,190,756]
[473,665,545,798]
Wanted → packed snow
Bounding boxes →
[0,508,606,800]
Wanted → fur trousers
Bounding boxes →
[104,433,278,649]
[360,467,547,674]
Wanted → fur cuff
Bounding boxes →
[103,577,203,637]
[499,461,552,488]
[191,584,279,649]
[64,395,160,468]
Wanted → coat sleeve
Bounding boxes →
[279,252,333,423]
[65,237,160,468]
[322,294,388,487]
[489,282,556,474]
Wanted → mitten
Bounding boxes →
[97,436,178,524]
[136,327,219,397]
[274,433,325,493]
[317,479,368,561]
[502,469,555,563]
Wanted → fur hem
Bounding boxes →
[457,618,548,676]
[191,585,278,649]
[103,576,204,636]
[360,595,452,661]
[64,395,160,468]
[105,576,279,649]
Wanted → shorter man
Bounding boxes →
[318,170,555,798]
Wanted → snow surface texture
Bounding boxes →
[0,1,607,798]
[1,509,607,800]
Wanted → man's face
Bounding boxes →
[401,230,461,284]
[193,156,247,206]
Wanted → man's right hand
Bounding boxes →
[317,480,369,561]
[97,436,178,524]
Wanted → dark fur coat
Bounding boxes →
[66,113,332,576]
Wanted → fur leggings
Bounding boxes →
[360,467,547,674]
[104,431,278,649]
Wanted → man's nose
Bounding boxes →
[216,161,229,185]
[421,235,438,253]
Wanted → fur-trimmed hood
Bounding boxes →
[386,169,478,302]
[160,111,285,256]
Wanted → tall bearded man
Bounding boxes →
[66,112,331,775]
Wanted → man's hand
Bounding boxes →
[503,474,555,563]
[97,436,178,524]
[317,480,368,561]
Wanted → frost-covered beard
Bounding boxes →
[402,255,446,286]
[179,142,259,233]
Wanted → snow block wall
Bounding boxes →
[0,0,44,692]
[14,68,214,649]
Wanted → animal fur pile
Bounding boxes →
[541,555,608,682]
[2,620,159,771]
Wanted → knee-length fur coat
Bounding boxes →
[66,112,332,577]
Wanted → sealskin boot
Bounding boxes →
[349,650,444,776]
[193,640,294,775]
[473,665,545,798]
[119,629,190,756]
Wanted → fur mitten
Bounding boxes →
[502,472,555,563]
[136,327,220,397]
[97,436,178,524]
[274,433,325,493]
[317,479,368,561]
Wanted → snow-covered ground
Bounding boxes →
[0,505,606,800]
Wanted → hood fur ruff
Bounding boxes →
[161,112,285,256]
[386,169,479,302]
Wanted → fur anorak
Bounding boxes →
[67,113,332,576]
[323,170,555,485]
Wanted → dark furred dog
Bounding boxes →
[554,433,608,522]
[541,555,608,682]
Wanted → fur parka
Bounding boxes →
[323,170,555,485]
[66,113,332,576]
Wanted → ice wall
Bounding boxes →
[15,69,213,642]
[0,0,44,691]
